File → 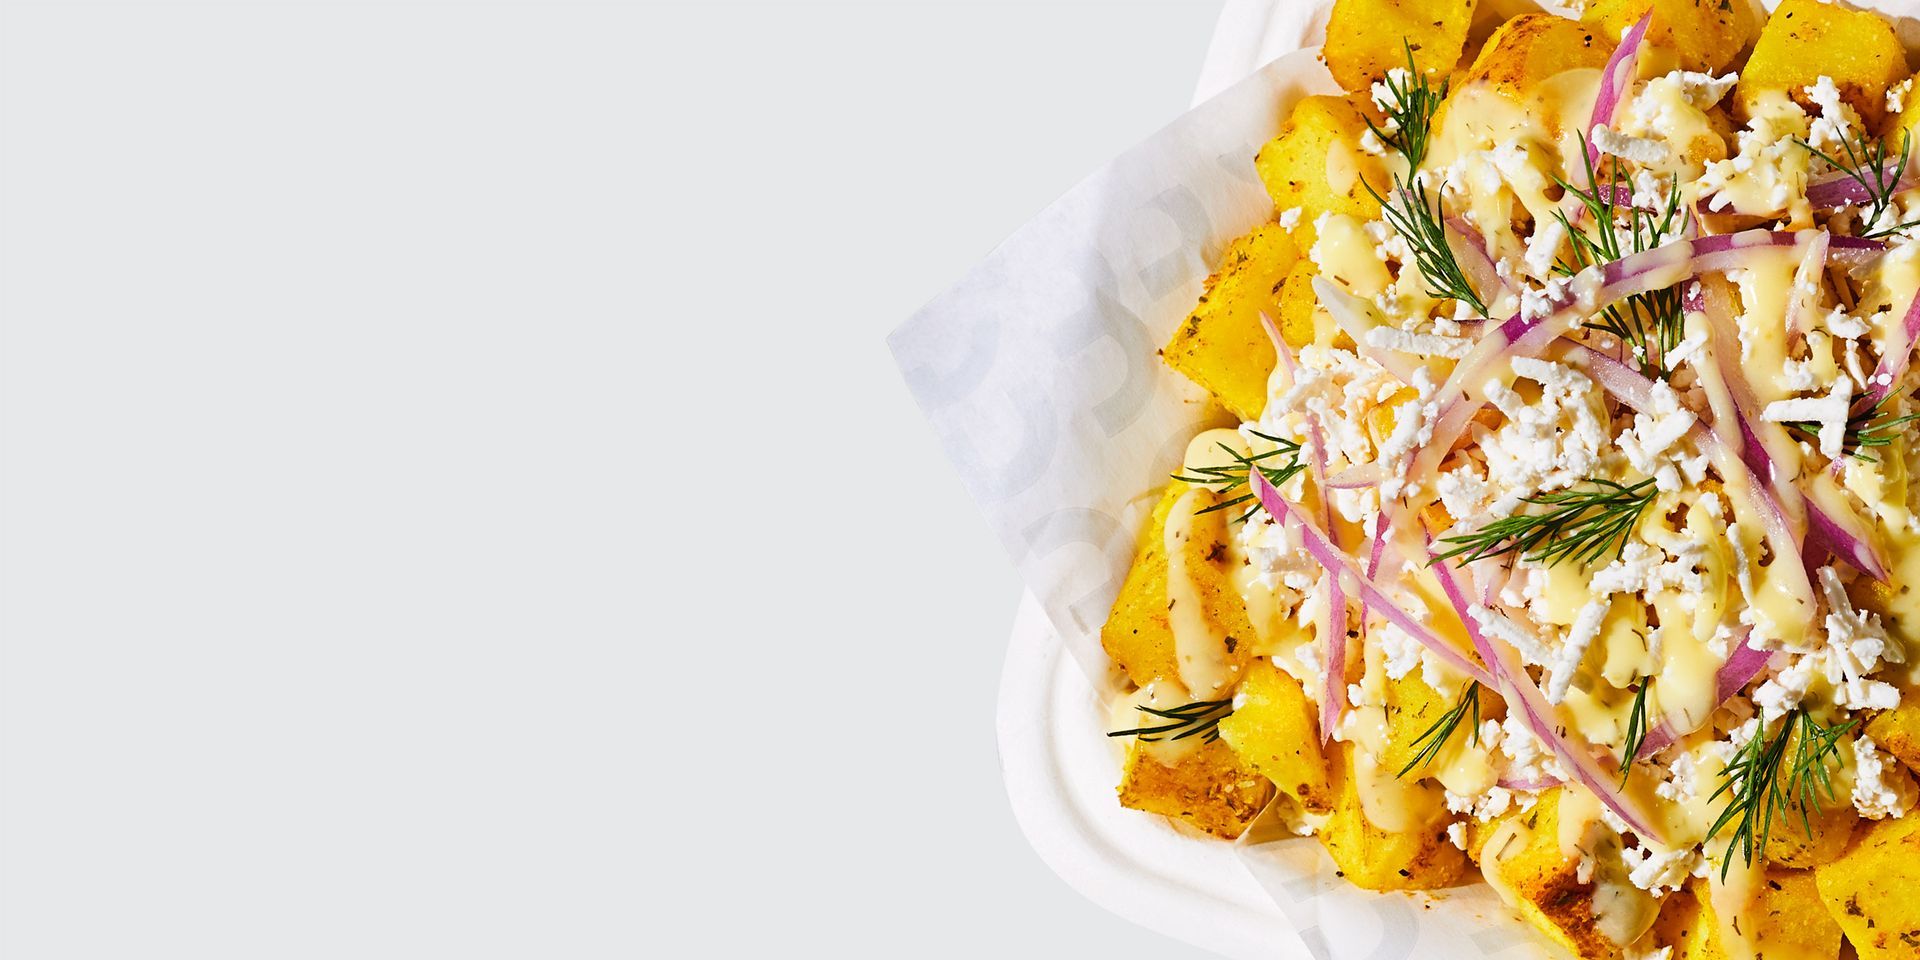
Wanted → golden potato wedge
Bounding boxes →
[1477,790,1623,960]
[1581,0,1755,74]
[1101,482,1185,687]
[1864,672,1920,772]
[1255,95,1387,247]
[1763,792,1858,868]
[1672,869,1844,960]
[1323,0,1478,91]
[1162,223,1297,421]
[1736,0,1907,130]
[1378,670,1460,778]
[1217,659,1334,814]
[1273,260,1322,351]
[1117,736,1274,839]
[1813,812,1920,958]
[1100,481,1261,689]
[1316,741,1469,890]
[1462,13,1614,104]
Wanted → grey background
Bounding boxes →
[1,0,1227,957]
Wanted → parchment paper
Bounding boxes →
[888,41,1574,957]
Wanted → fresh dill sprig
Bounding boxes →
[1107,698,1234,745]
[1363,41,1447,170]
[1797,129,1920,240]
[1619,679,1652,784]
[1552,137,1689,376]
[1397,682,1481,777]
[1706,710,1856,879]
[1364,174,1489,316]
[1430,477,1657,568]
[1780,392,1920,462]
[1170,430,1307,521]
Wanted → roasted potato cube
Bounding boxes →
[1162,223,1297,420]
[1478,790,1623,960]
[1671,869,1844,960]
[1274,260,1322,351]
[1323,0,1478,91]
[1864,672,1920,771]
[1101,482,1259,688]
[1736,0,1908,130]
[1763,793,1858,868]
[1101,482,1184,687]
[1255,95,1387,246]
[1117,737,1274,840]
[1316,741,1468,890]
[1581,0,1755,74]
[1813,812,1920,958]
[1462,13,1614,104]
[1379,670,1459,778]
[1217,659,1334,813]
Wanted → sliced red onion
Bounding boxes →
[1859,284,1920,409]
[1584,11,1652,170]
[1695,274,1890,579]
[1445,216,1509,311]
[1404,230,1815,485]
[1563,343,1817,612]
[1355,522,1388,640]
[1784,231,1831,338]
[1828,233,1888,252]
[1498,776,1566,792]
[1805,475,1889,581]
[1249,470,1496,689]
[1297,366,1349,745]
[1716,635,1775,705]
[1312,279,1427,384]
[1326,461,1384,490]
[1806,169,1911,209]
[1427,541,1667,841]
[1636,628,1770,759]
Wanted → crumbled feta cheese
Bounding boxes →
[1471,604,1555,668]
[1762,375,1853,459]
[1546,600,1609,705]
[1523,218,1566,281]
[1364,326,1472,359]
[1616,379,1698,480]
[1591,542,1663,596]
[1277,206,1302,231]
[1824,305,1869,340]
[1591,124,1672,166]
[1498,714,1569,788]
[1806,75,1861,153]
[1378,622,1423,681]
[1697,93,1811,215]
[1446,785,1515,823]
[1852,735,1915,820]
[1358,127,1387,156]
[1520,276,1574,321]
[1445,821,1468,850]
[1370,68,1412,116]
[1477,356,1608,497]
[1656,752,1699,805]
[1623,842,1698,894]
[1781,357,1818,391]
[1889,77,1914,115]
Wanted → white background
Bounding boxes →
[1,1,1226,956]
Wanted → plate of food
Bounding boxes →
[896,1,1920,957]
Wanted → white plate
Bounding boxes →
[997,590,1298,959]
